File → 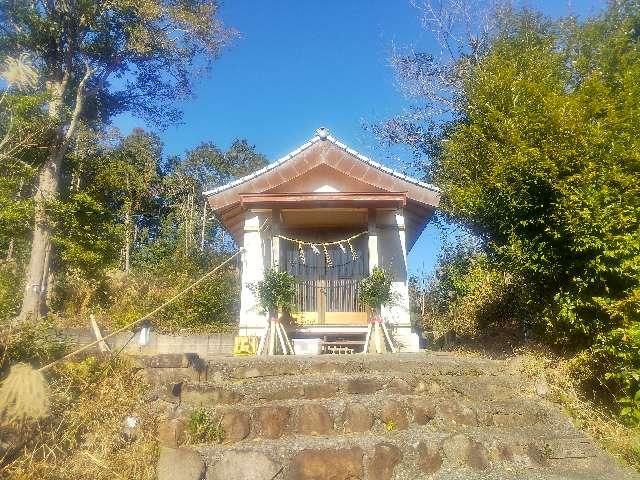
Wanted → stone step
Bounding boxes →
[160,391,576,447]
[177,428,635,480]
[147,353,640,480]
[139,352,512,386]
[155,369,525,409]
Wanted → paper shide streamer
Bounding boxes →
[323,244,332,268]
[275,231,366,268]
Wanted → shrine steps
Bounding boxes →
[142,353,638,480]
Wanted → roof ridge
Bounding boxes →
[202,129,441,196]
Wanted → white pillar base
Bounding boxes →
[392,331,420,352]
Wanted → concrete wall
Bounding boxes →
[64,328,234,359]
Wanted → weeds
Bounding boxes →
[187,408,224,444]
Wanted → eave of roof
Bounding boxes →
[202,129,441,197]
[239,191,408,209]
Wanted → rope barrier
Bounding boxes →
[276,231,367,246]
[37,248,245,373]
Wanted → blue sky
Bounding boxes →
[115,0,604,275]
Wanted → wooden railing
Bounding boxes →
[293,279,365,315]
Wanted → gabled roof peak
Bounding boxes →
[202,128,441,197]
[316,126,330,139]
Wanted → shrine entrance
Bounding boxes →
[281,229,368,326]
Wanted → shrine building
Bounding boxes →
[204,128,440,352]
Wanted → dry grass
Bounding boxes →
[434,337,640,471]
[1,356,159,480]
[0,363,50,424]
[513,347,640,471]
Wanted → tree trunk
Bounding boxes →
[124,203,132,273]
[200,201,207,251]
[17,148,64,322]
[5,238,14,262]
[16,69,91,323]
[5,178,24,262]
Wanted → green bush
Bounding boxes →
[359,267,393,313]
[0,320,68,370]
[50,252,240,333]
[252,268,296,318]
[573,324,640,424]
[418,246,525,340]
[398,4,640,421]
[0,266,22,322]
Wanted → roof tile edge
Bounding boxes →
[202,129,442,196]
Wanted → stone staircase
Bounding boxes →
[141,353,639,480]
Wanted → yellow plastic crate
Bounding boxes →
[233,335,259,356]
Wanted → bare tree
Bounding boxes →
[374,0,502,161]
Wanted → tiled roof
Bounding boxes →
[202,128,441,197]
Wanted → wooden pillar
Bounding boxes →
[367,208,378,273]
[271,208,280,270]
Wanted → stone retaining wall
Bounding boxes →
[64,328,234,359]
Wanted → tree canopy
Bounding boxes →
[387,0,640,423]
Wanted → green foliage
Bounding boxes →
[359,267,393,311]
[391,2,640,423]
[432,6,640,348]
[252,268,297,318]
[0,266,22,322]
[573,324,640,425]
[419,246,520,338]
[0,1,235,127]
[0,320,68,370]
[50,192,122,278]
[0,122,260,332]
[187,408,224,444]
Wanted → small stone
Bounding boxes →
[386,378,411,394]
[410,398,436,425]
[441,434,490,470]
[304,383,339,399]
[380,399,408,430]
[343,403,373,433]
[416,442,442,475]
[207,451,282,480]
[295,404,333,435]
[158,418,187,447]
[261,385,304,401]
[345,378,381,394]
[414,380,440,394]
[157,447,205,480]
[122,415,140,441]
[254,406,290,439]
[438,399,477,425]
[441,434,471,465]
[367,442,402,480]
[220,410,250,443]
[535,380,550,397]
[496,444,514,461]
[527,444,548,465]
[467,440,490,470]
[181,386,241,406]
[289,448,363,480]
